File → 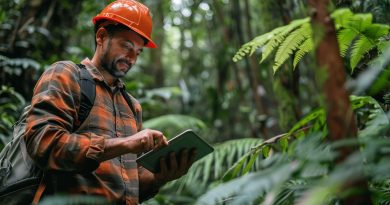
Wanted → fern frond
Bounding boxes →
[232,33,272,62]
[261,18,310,63]
[354,96,389,138]
[378,41,390,54]
[363,24,390,40]
[195,160,298,205]
[256,26,288,63]
[173,138,262,188]
[273,23,311,73]
[293,38,314,68]
[272,179,307,205]
[331,8,354,29]
[350,35,376,72]
[347,13,373,32]
[232,42,254,62]
[250,34,274,55]
[337,28,359,57]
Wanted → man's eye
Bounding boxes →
[123,44,131,50]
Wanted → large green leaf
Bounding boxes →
[142,114,206,139]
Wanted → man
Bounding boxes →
[24,0,195,204]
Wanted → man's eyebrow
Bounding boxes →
[126,40,143,53]
[126,40,135,46]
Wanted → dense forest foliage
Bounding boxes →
[1,0,390,204]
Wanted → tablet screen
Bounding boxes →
[136,129,214,173]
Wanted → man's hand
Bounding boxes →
[127,129,168,154]
[155,149,197,184]
[138,149,196,201]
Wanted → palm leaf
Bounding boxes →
[273,23,311,73]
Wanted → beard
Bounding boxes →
[100,41,132,78]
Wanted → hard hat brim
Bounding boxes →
[93,16,157,49]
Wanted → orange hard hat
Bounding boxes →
[93,0,157,48]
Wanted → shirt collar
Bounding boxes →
[81,58,125,89]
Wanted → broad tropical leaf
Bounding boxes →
[142,114,206,139]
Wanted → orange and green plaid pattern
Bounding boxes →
[25,59,142,204]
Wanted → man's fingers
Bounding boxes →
[160,157,168,173]
[189,149,197,165]
[178,149,189,173]
[169,152,178,171]
[153,134,168,148]
[186,149,197,171]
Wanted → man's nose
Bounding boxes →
[127,53,137,65]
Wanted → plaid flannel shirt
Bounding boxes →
[25,58,143,204]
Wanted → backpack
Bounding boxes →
[0,63,139,205]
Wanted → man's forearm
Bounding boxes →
[97,137,132,162]
[138,166,164,202]
[98,129,169,162]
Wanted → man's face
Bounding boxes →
[100,29,144,78]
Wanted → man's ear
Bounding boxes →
[96,27,108,46]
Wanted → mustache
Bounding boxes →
[116,59,132,68]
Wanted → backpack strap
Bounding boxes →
[29,63,140,204]
[76,63,139,128]
[31,173,47,205]
[76,64,96,127]
[120,88,139,126]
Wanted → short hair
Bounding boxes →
[94,20,148,48]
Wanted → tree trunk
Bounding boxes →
[308,0,371,204]
[148,1,165,87]
[308,0,357,147]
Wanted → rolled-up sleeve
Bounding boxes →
[25,61,104,173]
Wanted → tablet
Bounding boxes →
[136,129,214,173]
